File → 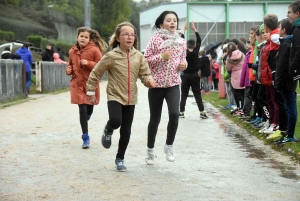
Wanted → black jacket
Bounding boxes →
[42,49,54,61]
[275,36,298,92]
[184,32,201,74]
[198,55,210,77]
[1,50,21,59]
[290,24,300,80]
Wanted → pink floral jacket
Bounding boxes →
[144,29,187,88]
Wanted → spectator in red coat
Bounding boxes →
[212,59,220,90]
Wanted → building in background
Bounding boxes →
[139,1,292,51]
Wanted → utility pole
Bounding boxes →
[84,0,91,28]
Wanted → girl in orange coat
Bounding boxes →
[66,27,107,148]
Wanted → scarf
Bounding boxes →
[292,17,300,27]
[158,29,183,49]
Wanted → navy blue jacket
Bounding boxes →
[290,24,300,80]
[276,36,297,92]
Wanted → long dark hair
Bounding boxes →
[76,27,108,55]
[153,10,179,31]
[226,42,238,58]
[230,38,247,54]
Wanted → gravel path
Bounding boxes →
[1,80,299,201]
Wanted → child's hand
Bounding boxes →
[80,59,88,66]
[148,80,156,88]
[87,95,97,105]
[66,67,72,75]
[183,21,188,32]
[191,22,197,32]
[177,62,186,71]
[162,50,172,60]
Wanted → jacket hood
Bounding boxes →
[227,50,243,64]
[53,53,60,59]
[258,41,266,48]
[18,47,29,53]
[72,41,97,52]
[279,35,293,43]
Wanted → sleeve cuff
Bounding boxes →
[86,91,95,96]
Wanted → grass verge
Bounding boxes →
[202,88,300,163]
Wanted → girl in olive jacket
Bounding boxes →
[86,22,156,172]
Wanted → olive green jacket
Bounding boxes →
[86,47,153,105]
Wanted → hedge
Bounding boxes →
[0,30,14,41]
[27,35,43,48]
[26,35,72,56]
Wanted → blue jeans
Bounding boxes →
[281,91,297,138]
[26,71,32,93]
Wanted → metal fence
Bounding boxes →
[0,60,25,103]
[1,60,107,103]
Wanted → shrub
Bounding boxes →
[0,29,14,41]
[27,35,43,47]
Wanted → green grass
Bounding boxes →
[202,86,300,162]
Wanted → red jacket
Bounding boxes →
[66,41,102,105]
[260,41,272,86]
[213,62,220,79]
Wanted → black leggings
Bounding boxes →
[147,85,180,148]
[180,72,204,112]
[105,101,135,160]
[231,88,244,109]
[78,104,94,134]
[256,84,269,121]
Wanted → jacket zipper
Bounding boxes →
[126,51,130,104]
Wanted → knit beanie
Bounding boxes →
[259,24,265,34]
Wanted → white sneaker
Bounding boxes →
[258,121,270,133]
[145,148,156,165]
[263,123,277,134]
[164,144,175,162]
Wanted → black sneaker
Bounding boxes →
[179,112,185,118]
[115,158,127,172]
[200,112,208,119]
[274,137,295,145]
[102,128,113,149]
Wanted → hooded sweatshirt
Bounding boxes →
[15,47,33,72]
[53,53,67,64]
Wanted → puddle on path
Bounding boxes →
[206,107,300,182]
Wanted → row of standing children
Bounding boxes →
[66,11,187,171]
[221,1,300,144]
